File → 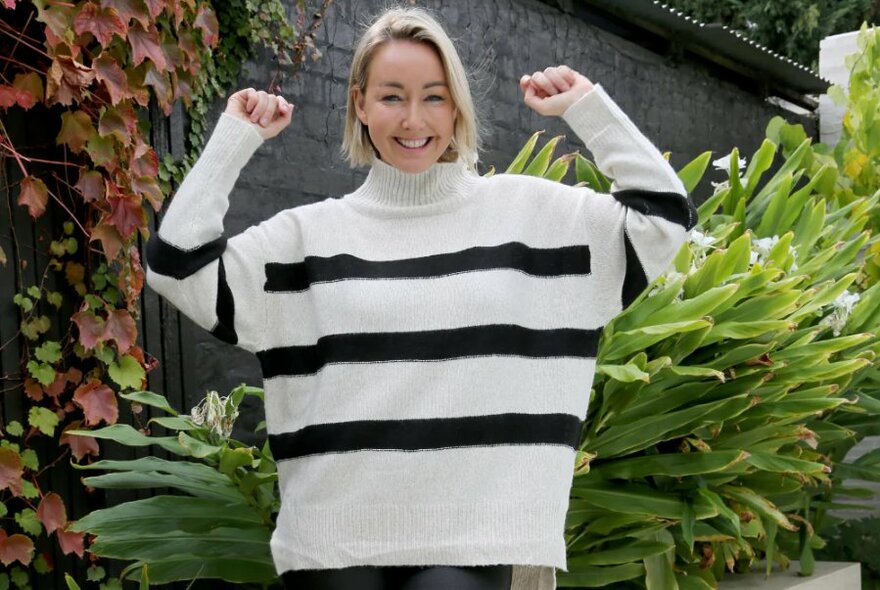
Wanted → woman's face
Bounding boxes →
[353,39,458,174]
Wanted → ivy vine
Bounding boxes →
[0,0,330,587]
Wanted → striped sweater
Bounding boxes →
[144,83,697,590]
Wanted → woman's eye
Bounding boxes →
[382,95,400,101]
[428,95,444,101]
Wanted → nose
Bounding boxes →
[402,101,427,130]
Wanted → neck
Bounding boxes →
[345,155,478,216]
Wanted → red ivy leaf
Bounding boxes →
[73,380,119,426]
[73,2,127,47]
[56,524,84,557]
[143,62,172,116]
[131,176,163,211]
[71,310,106,349]
[0,531,34,567]
[128,22,166,70]
[104,309,136,353]
[46,56,94,106]
[0,86,22,108]
[17,176,49,219]
[142,0,163,18]
[0,448,23,496]
[194,3,219,48]
[37,492,67,535]
[44,371,67,398]
[98,102,137,143]
[57,110,94,153]
[93,53,129,105]
[107,192,146,239]
[24,377,44,402]
[130,140,158,177]
[90,223,123,262]
[14,72,44,107]
[60,420,100,461]
[124,63,151,107]
[74,168,105,202]
[3,1,19,9]
[100,0,150,28]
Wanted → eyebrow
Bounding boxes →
[378,81,448,89]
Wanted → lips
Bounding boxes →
[395,137,432,149]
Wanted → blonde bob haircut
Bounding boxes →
[341,6,483,171]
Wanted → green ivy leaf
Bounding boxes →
[15,507,41,536]
[65,237,78,254]
[28,406,59,436]
[99,577,124,590]
[63,221,74,235]
[6,421,24,437]
[13,294,33,313]
[87,566,106,582]
[27,285,40,299]
[0,245,6,266]
[34,340,62,364]
[46,291,63,308]
[0,502,7,518]
[50,240,66,257]
[108,354,145,390]
[33,554,52,574]
[20,479,39,499]
[21,315,50,340]
[94,343,115,365]
[20,449,39,471]
[26,360,55,386]
[10,566,28,589]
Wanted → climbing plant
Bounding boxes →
[0,0,330,587]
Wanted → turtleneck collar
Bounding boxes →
[344,155,479,217]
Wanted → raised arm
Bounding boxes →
[145,89,294,352]
[521,66,697,309]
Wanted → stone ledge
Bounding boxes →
[719,561,860,589]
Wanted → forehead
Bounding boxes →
[367,40,448,86]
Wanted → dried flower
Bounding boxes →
[190,390,240,439]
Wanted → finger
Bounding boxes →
[523,83,544,114]
[519,74,531,91]
[251,92,269,122]
[260,95,279,126]
[543,67,570,91]
[530,71,557,96]
[245,89,260,114]
[558,65,578,84]
[279,96,294,119]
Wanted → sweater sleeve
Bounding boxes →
[561,83,697,309]
[144,113,270,353]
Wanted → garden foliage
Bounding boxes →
[0,0,329,588]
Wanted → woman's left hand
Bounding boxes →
[520,65,594,118]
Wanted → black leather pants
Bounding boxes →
[281,564,513,590]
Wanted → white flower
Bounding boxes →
[712,154,747,174]
[819,290,861,336]
[689,230,717,249]
[189,390,240,439]
[710,179,730,191]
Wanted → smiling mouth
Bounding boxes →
[395,137,433,149]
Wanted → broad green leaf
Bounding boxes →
[506,130,542,174]
[676,151,712,193]
[557,563,645,587]
[28,406,59,436]
[119,390,177,415]
[590,450,749,480]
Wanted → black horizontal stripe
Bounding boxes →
[613,189,697,230]
[145,233,227,279]
[210,257,237,345]
[268,412,583,461]
[257,324,602,378]
[263,242,591,292]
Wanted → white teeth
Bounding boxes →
[397,137,430,148]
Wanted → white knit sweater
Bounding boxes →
[145,84,696,590]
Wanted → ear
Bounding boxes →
[353,87,368,125]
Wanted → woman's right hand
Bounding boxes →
[224,88,294,140]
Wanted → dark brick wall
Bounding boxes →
[168,0,818,439]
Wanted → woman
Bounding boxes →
[145,5,697,590]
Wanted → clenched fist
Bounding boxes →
[224,88,294,140]
[519,65,594,118]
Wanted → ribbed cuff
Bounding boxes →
[198,112,265,178]
[561,83,644,155]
